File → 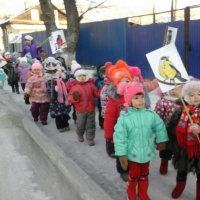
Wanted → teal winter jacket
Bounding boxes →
[114,107,168,163]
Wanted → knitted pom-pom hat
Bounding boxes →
[181,81,200,103]
[128,66,143,82]
[71,60,81,74]
[19,57,27,64]
[32,60,43,70]
[107,60,132,86]
[117,82,145,107]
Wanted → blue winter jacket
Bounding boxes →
[114,107,168,163]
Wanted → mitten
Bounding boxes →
[54,85,58,92]
[119,156,128,171]
[188,124,200,135]
[24,93,29,98]
[72,91,80,101]
[156,142,166,151]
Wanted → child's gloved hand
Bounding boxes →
[72,91,80,101]
[155,142,166,151]
[188,124,200,135]
[119,156,128,171]
[24,93,29,98]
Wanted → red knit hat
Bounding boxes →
[128,66,143,82]
[117,82,145,107]
[107,60,132,86]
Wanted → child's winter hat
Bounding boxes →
[19,57,27,63]
[128,66,143,82]
[117,82,145,107]
[71,60,81,74]
[74,67,87,77]
[107,60,132,86]
[31,60,43,70]
[181,81,200,103]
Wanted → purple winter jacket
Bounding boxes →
[16,65,30,84]
[21,40,43,59]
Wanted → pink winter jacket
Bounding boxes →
[67,78,100,112]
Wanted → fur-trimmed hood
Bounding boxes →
[106,82,120,100]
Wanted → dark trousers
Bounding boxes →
[159,149,173,160]
[10,81,19,93]
[21,83,26,91]
[55,114,69,129]
[30,102,49,122]
[98,105,104,129]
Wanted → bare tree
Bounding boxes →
[39,0,58,36]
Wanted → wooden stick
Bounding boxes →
[173,79,200,142]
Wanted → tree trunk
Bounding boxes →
[39,0,58,36]
[63,0,80,67]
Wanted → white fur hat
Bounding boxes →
[19,57,27,63]
[181,81,200,102]
[25,35,33,41]
[71,60,81,74]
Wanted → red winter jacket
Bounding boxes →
[104,95,124,140]
[67,78,100,112]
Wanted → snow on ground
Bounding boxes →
[0,82,196,200]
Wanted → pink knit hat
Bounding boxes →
[117,82,145,107]
[32,60,43,70]
[71,60,81,74]
[128,67,143,82]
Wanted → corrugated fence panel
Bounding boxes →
[76,19,126,66]
[126,21,185,79]
[189,20,200,78]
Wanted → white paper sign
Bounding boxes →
[146,43,189,93]
[163,26,178,46]
[49,30,67,54]
[8,33,21,44]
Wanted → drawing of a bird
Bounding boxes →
[158,56,187,83]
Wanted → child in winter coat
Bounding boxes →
[15,57,30,90]
[24,61,49,125]
[167,81,200,200]
[44,57,71,132]
[104,60,132,181]
[114,82,168,200]
[6,61,20,94]
[128,66,158,107]
[67,66,100,146]
[154,86,181,175]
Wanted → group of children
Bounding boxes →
[2,54,200,200]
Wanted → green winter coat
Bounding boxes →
[114,107,168,164]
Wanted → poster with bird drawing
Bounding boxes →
[146,43,189,93]
[163,26,178,46]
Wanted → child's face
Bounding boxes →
[21,62,27,67]
[33,69,40,75]
[131,93,145,109]
[168,88,180,98]
[77,74,86,82]
[101,74,106,79]
[188,90,200,106]
[119,78,131,84]
[132,76,140,82]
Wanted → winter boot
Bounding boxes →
[126,175,138,200]
[159,159,169,175]
[196,181,200,200]
[16,86,20,94]
[138,176,150,200]
[171,180,186,198]
[12,86,15,93]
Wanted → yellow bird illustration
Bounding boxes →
[158,56,187,83]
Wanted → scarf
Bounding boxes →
[176,105,200,158]
[30,73,46,92]
[55,78,68,105]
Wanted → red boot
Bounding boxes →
[138,176,150,200]
[171,180,186,198]
[159,159,168,175]
[127,176,138,200]
[196,181,200,200]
